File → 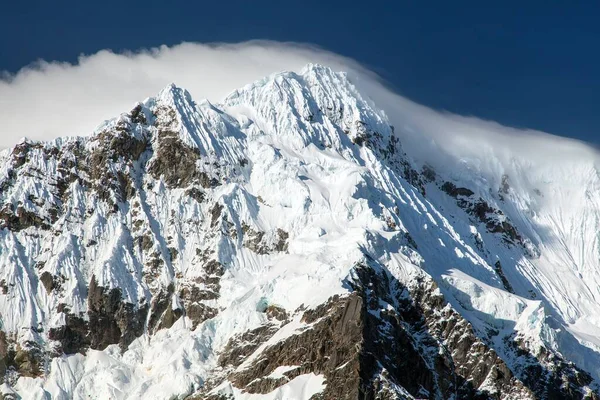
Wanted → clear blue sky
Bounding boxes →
[1,0,598,141]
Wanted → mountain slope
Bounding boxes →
[0,64,598,399]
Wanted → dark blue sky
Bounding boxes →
[1,0,598,141]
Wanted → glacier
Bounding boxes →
[0,64,598,399]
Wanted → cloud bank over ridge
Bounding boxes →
[1,39,596,194]
[0,41,365,146]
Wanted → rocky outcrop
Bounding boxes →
[50,276,149,354]
[0,332,44,384]
[147,105,204,188]
[0,204,50,232]
[88,125,147,207]
[199,294,363,399]
[203,261,598,399]
[38,272,63,295]
[350,263,533,400]
[241,223,289,255]
[494,261,515,293]
[87,276,148,352]
[148,283,178,333]
[506,336,599,400]
[48,310,89,355]
[441,181,475,198]
[440,179,525,246]
[203,262,536,399]
[147,132,201,188]
[217,324,281,371]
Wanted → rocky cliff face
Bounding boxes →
[200,261,534,400]
[201,259,597,400]
[0,65,599,399]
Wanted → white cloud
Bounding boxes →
[1,39,596,195]
[0,41,366,147]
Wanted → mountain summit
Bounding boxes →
[0,65,598,399]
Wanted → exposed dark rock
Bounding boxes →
[48,313,89,355]
[87,275,148,352]
[147,135,200,187]
[402,163,427,196]
[242,224,266,254]
[506,335,599,400]
[89,131,147,179]
[169,247,179,261]
[362,131,428,197]
[220,294,364,398]
[210,203,223,228]
[241,224,289,255]
[264,305,288,322]
[384,215,397,231]
[148,283,187,332]
[441,181,475,198]
[159,305,184,331]
[422,164,436,182]
[198,171,220,189]
[116,171,136,201]
[468,198,497,220]
[178,280,219,330]
[86,128,147,208]
[472,230,485,252]
[217,324,280,370]
[178,283,219,302]
[9,141,39,170]
[39,272,57,294]
[402,231,418,250]
[130,104,147,125]
[346,121,372,147]
[99,128,147,163]
[54,141,86,201]
[0,333,44,382]
[152,260,226,331]
[143,253,164,284]
[494,260,515,293]
[0,204,50,232]
[442,183,525,246]
[274,229,289,252]
[349,264,532,399]
[185,303,218,330]
[204,260,225,277]
[148,283,177,333]
[10,342,44,379]
[206,262,537,399]
[0,332,8,382]
[140,234,153,252]
[487,219,522,243]
[185,187,206,203]
[351,133,368,146]
[147,111,203,188]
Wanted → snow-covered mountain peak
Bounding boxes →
[223,64,394,155]
[1,65,600,399]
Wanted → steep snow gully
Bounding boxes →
[0,64,599,399]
